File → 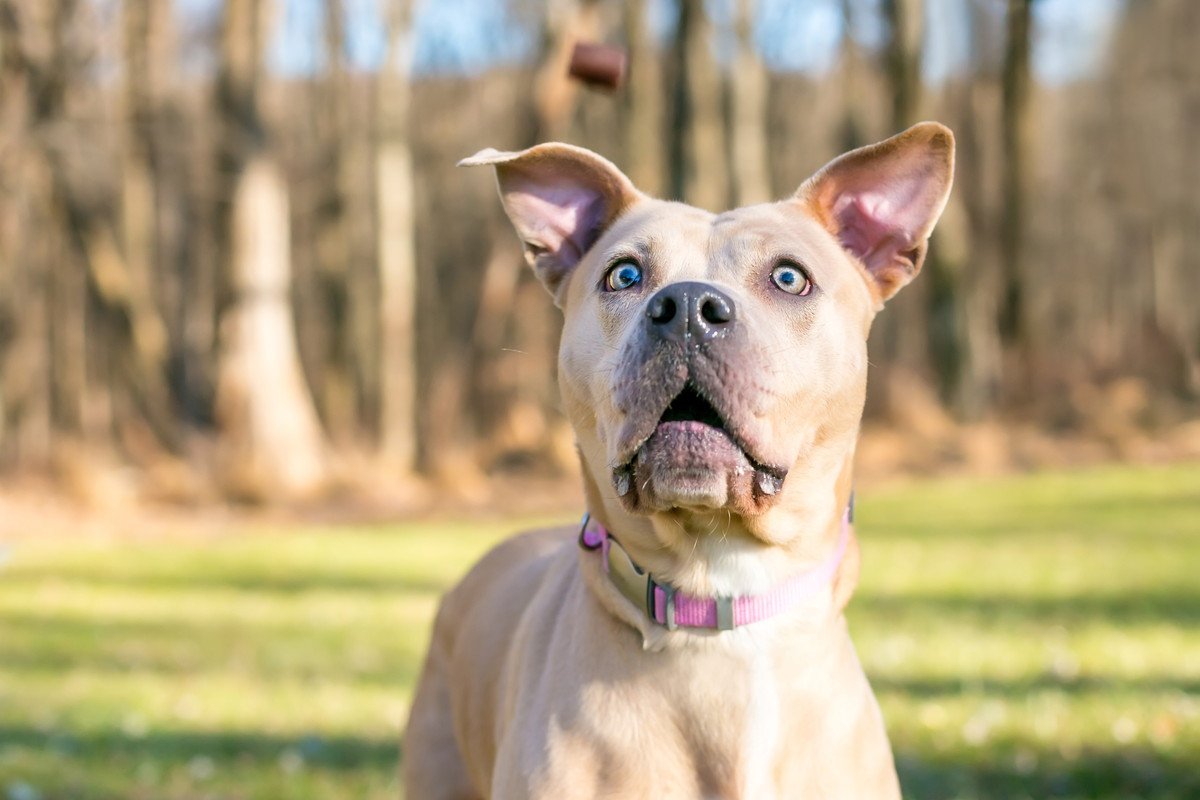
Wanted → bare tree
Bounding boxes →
[315,0,358,444]
[0,0,53,463]
[836,0,868,150]
[671,0,729,209]
[376,0,419,472]
[0,0,178,464]
[882,0,922,129]
[730,0,771,205]
[0,0,1195,492]
[1000,0,1032,354]
[212,0,327,496]
[952,2,1005,417]
[532,0,603,142]
[876,0,931,380]
[621,0,664,196]
[118,0,178,451]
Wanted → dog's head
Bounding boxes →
[463,124,953,571]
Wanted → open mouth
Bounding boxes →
[610,380,787,506]
[658,383,726,430]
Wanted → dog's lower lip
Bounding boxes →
[616,423,788,482]
[613,382,790,495]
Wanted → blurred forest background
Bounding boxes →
[1,0,1198,506]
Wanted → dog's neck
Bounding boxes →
[580,446,859,606]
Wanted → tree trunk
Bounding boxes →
[316,0,358,445]
[882,0,922,129]
[878,0,931,379]
[729,0,770,205]
[529,0,602,142]
[836,0,867,151]
[375,0,418,473]
[216,157,327,496]
[621,0,664,196]
[122,0,156,339]
[213,0,327,497]
[0,4,52,465]
[952,6,1005,419]
[665,0,726,208]
[673,0,729,210]
[119,0,177,450]
[0,0,67,463]
[1000,0,1032,354]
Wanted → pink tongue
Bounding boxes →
[657,420,717,432]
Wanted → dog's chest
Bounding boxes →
[668,647,784,799]
[530,644,791,799]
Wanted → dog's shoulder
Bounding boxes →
[464,526,575,589]
[433,526,576,637]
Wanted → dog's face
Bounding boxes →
[463,124,953,557]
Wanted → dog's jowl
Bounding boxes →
[404,123,955,799]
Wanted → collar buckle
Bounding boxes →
[715,596,735,631]
[580,497,852,632]
[646,577,677,631]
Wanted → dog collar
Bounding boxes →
[578,503,852,632]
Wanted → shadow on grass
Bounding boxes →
[0,723,399,773]
[4,723,1195,800]
[0,570,452,595]
[0,612,427,685]
[860,487,1200,540]
[875,673,1200,699]
[895,746,1200,800]
[853,589,1200,628]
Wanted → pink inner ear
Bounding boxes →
[504,180,606,268]
[832,193,907,272]
[830,179,932,274]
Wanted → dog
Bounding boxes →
[403,123,955,798]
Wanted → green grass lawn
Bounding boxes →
[1,463,1198,799]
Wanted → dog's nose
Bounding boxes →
[646,281,736,344]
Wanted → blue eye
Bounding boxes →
[771,263,813,296]
[605,260,643,292]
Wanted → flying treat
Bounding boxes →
[567,42,628,91]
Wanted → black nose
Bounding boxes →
[646,281,736,344]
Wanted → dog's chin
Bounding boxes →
[617,421,782,515]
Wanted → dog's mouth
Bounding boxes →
[611,381,786,511]
[659,383,726,429]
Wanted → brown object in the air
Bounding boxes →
[567,42,628,91]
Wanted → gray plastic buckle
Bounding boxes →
[716,596,735,631]
[646,577,678,631]
[663,584,677,631]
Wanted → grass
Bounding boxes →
[0,462,1198,799]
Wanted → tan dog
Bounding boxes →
[404,123,954,798]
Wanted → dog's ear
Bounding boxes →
[460,143,643,306]
[795,122,954,303]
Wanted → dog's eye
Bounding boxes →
[605,260,643,292]
[771,263,813,296]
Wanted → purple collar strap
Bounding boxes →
[579,508,851,632]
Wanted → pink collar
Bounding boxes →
[579,506,852,632]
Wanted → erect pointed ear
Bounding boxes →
[796,122,955,304]
[459,143,644,306]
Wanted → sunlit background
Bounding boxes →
[0,1,1197,798]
